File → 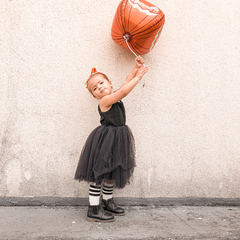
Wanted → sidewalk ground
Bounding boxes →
[0,206,240,240]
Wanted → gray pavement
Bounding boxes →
[0,206,240,240]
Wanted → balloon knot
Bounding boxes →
[123,33,132,42]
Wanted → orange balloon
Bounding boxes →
[111,0,165,55]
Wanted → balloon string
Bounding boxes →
[123,36,146,87]
[124,37,146,67]
[124,38,138,58]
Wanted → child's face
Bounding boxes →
[88,74,113,99]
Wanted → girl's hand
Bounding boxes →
[100,65,149,108]
[135,56,145,68]
[136,65,149,80]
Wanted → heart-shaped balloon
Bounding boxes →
[111,0,165,55]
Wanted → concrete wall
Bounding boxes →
[1,0,240,200]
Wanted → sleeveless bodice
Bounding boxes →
[98,101,126,126]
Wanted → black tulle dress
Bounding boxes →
[74,101,136,188]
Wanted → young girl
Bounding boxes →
[75,56,148,222]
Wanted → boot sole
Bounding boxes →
[87,217,115,223]
[104,210,125,216]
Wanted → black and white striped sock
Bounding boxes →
[102,182,114,201]
[89,183,101,206]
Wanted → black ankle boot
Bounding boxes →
[87,205,115,222]
[102,198,125,216]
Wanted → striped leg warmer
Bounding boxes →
[102,181,114,201]
[89,183,101,206]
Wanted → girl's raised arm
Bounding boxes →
[100,65,148,110]
[122,56,145,86]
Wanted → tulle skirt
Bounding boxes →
[74,125,136,188]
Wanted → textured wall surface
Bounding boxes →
[1,0,240,199]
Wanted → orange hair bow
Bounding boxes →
[85,68,108,88]
[90,67,97,76]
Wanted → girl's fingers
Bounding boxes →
[136,56,144,63]
[143,67,149,72]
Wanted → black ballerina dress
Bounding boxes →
[74,101,136,189]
